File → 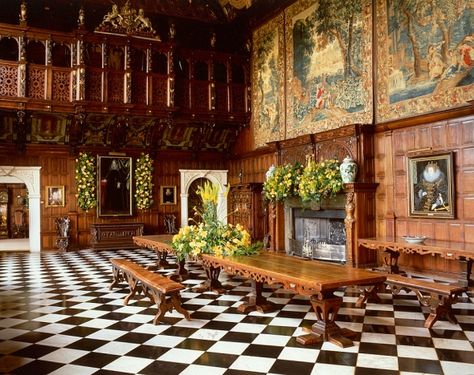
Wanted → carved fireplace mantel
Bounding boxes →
[266,124,378,268]
[281,183,378,267]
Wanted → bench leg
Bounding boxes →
[109,266,123,290]
[123,273,141,305]
[170,293,191,321]
[423,293,459,329]
[145,287,190,324]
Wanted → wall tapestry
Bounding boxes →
[376,0,474,123]
[251,13,285,148]
[285,0,373,139]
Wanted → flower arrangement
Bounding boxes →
[263,163,303,202]
[172,181,260,260]
[134,153,154,209]
[75,152,97,211]
[298,155,343,203]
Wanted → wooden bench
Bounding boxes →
[109,258,190,324]
[385,273,466,329]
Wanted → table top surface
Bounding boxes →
[358,236,474,252]
[201,252,386,292]
[133,234,174,251]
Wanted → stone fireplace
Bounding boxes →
[285,196,347,263]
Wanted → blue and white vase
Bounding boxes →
[340,156,357,183]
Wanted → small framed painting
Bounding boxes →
[160,186,177,205]
[45,186,65,207]
[407,153,454,219]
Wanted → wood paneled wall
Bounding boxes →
[374,115,474,275]
[0,144,226,250]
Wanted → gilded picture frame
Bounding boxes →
[97,155,133,217]
[160,186,177,205]
[407,153,455,219]
[45,186,65,207]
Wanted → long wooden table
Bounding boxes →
[201,252,386,348]
[358,236,474,286]
[133,235,188,281]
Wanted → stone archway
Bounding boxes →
[0,166,41,252]
[179,169,228,228]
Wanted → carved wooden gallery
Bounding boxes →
[0,0,473,374]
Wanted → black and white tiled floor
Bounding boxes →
[0,249,473,375]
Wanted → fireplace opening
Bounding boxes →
[289,208,346,263]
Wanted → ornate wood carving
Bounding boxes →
[0,64,18,97]
[90,222,144,250]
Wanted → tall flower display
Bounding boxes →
[134,153,154,209]
[298,155,343,203]
[263,163,303,202]
[172,181,260,260]
[75,152,97,211]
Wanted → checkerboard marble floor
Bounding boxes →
[0,249,473,375]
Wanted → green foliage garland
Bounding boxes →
[263,163,303,203]
[298,156,343,203]
[134,153,154,209]
[75,152,97,211]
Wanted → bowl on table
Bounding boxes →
[402,235,427,244]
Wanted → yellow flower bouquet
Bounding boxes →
[263,163,303,202]
[298,155,343,203]
[172,181,260,260]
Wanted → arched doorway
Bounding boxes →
[187,177,210,225]
[179,169,228,228]
[0,166,41,252]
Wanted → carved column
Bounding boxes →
[17,35,26,97]
[76,37,86,101]
[146,46,152,106]
[124,42,131,103]
[15,109,27,153]
[168,47,175,108]
[344,191,355,267]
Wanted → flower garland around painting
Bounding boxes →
[75,152,97,211]
[134,153,154,209]
[172,181,261,260]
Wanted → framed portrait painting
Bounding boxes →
[160,186,177,205]
[407,153,454,219]
[45,186,65,207]
[98,155,132,216]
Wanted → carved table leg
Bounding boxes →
[355,283,383,308]
[383,249,403,274]
[193,265,230,294]
[458,258,473,287]
[237,280,277,313]
[297,291,357,348]
[170,258,189,282]
[156,250,177,270]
